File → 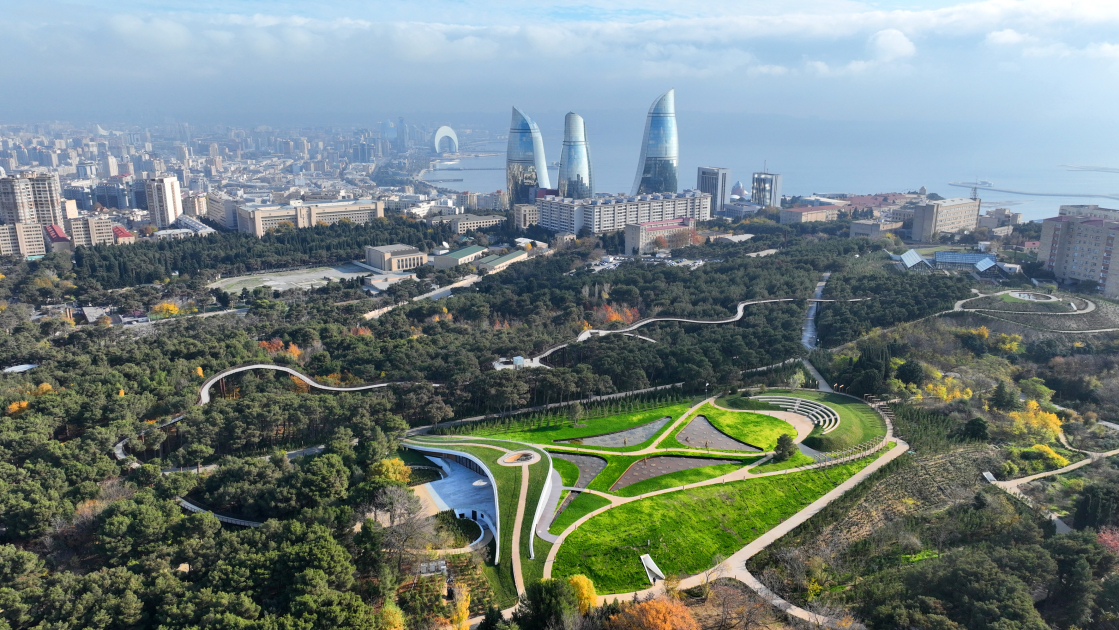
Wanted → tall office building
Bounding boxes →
[101,154,119,177]
[557,113,593,200]
[506,107,551,209]
[93,180,132,210]
[697,167,730,216]
[631,89,679,195]
[751,172,782,208]
[145,177,183,229]
[0,173,64,225]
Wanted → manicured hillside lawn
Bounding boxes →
[663,404,795,452]
[750,451,813,473]
[766,390,886,452]
[549,492,613,534]
[552,452,883,593]
[552,457,581,487]
[715,395,784,412]
[614,458,761,497]
[476,402,696,452]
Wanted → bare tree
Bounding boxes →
[377,485,439,571]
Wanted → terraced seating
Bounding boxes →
[753,396,841,434]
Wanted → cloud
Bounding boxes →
[868,29,916,61]
[986,29,1036,46]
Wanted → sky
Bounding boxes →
[4,0,1119,125]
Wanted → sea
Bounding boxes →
[422,111,1119,223]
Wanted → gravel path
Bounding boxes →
[675,415,760,452]
[609,455,740,491]
[555,416,671,447]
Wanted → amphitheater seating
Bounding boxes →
[753,396,841,434]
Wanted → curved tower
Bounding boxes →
[506,107,551,209]
[557,112,593,199]
[630,89,679,195]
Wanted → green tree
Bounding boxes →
[512,579,578,630]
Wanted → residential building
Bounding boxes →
[537,190,711,235]
[1039,215,1119,296]
[61,199,78,219]
[477,250,527,273]
[912,197,981,241]
[183,193,207,216]
[512,204,539,230]
[112,226,135,244]
[145,176,183,229]
[625,217,697,255]
[506,107,551,208]
[0,173,64,225]
[780,205,841,224]
[850,219,903,239]
[433,245,488,269]
[66,217,114,247]
[978,207,1022,230]
[44,225,70,253]
[632,89,678,195]
[751,172,782,208]
[206,191,238,230]
[365,244,428,271]
[557,113,593,200]
[1021,240,1040,254]
[0,223,47,258]
[1059,205,1119,220]
[697,167,730,216]
[236,199,384,237]
[451,214,505,234]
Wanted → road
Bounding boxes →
[802,272,830,349]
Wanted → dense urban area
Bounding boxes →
[1,100,1119,630]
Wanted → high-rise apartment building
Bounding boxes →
[632,89,679,195]
[537,190,711,235]
[145,177,183,229]
[557,113,593,200]
[0,223,47,258]
[697,167,730,216]
[206,191,238,230]
[66,217,114,248]
[1039,215,1119,296]
[911,197,981,241]
[751,172,782,208]
[513,204,539,230]
[183,193,207,217]
[0,173,64,225]
[1059,205,1119,221]
[101,154,119,177]
[506,107,551,209]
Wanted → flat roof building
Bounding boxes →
[1039,215,1119,296]
[237,198,384,237]
[912,197,981,241]
[66,216,114,248]
[625,217,697,255]
[537,190,710,235]
[781,205,840,224]
[477,250,527,273]
[850,219,903,239]
[0,223,48,259]
[365,244,428,271]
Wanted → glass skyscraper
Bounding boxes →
[506,107,551,208]
[631,89,679,195]
[557,112,593,200]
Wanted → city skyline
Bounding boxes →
[557,112,593,200]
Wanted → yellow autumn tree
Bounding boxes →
[151,302,180,317]
[568,575,597,614]
[195,367,204,378]
[1033,444,1069,468]
[286,342,302,360]
[994,333,1022,353]
[450,586,470,630]
[118,389,125,397]
[7,400,28,415]
[924,376,972,402]
[370,458,411,484]
[378,601,405,630]
[1009,400,1062,443]
[606,598,699,630]
[33,383,52,396]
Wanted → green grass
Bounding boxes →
[469,402,696,452]
[614,458,762,497]
[522,538,553,587]
[436,510,483,546]
[660,404,795,452]
[750,452,814,474]
[715,395,784,412]
[552,457,580,487]
[396,447,433,466]
[1001,293,1029,304]
[549,492,613,535]
[551,452,884,593]
[761,390,886,452]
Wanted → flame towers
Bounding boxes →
[557,113,593,200]
[631,89,679,195]
[506,107,551,208]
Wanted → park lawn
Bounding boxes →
[714,395,784,412]
[407,437,548,608]
[1001,293,1029,304]
[475,402,696,452]
[765,390,887,452]
[750,452,814,474]
[551,452,884,593]
[522,538,553,587]
[614,458,762,497]
[552,457,580,487]
[549,492,613,535]
[396,448,433,467]
[659,404,795,452]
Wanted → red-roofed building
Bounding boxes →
[112,225,135,245]
[43,225,71,253]
[780,205,841,224]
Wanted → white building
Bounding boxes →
[0,173,64,225]
[145,177,183,229]
[536,190,711,235]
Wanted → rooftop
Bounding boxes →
[441,245,486,259]
[367,244,422,255]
